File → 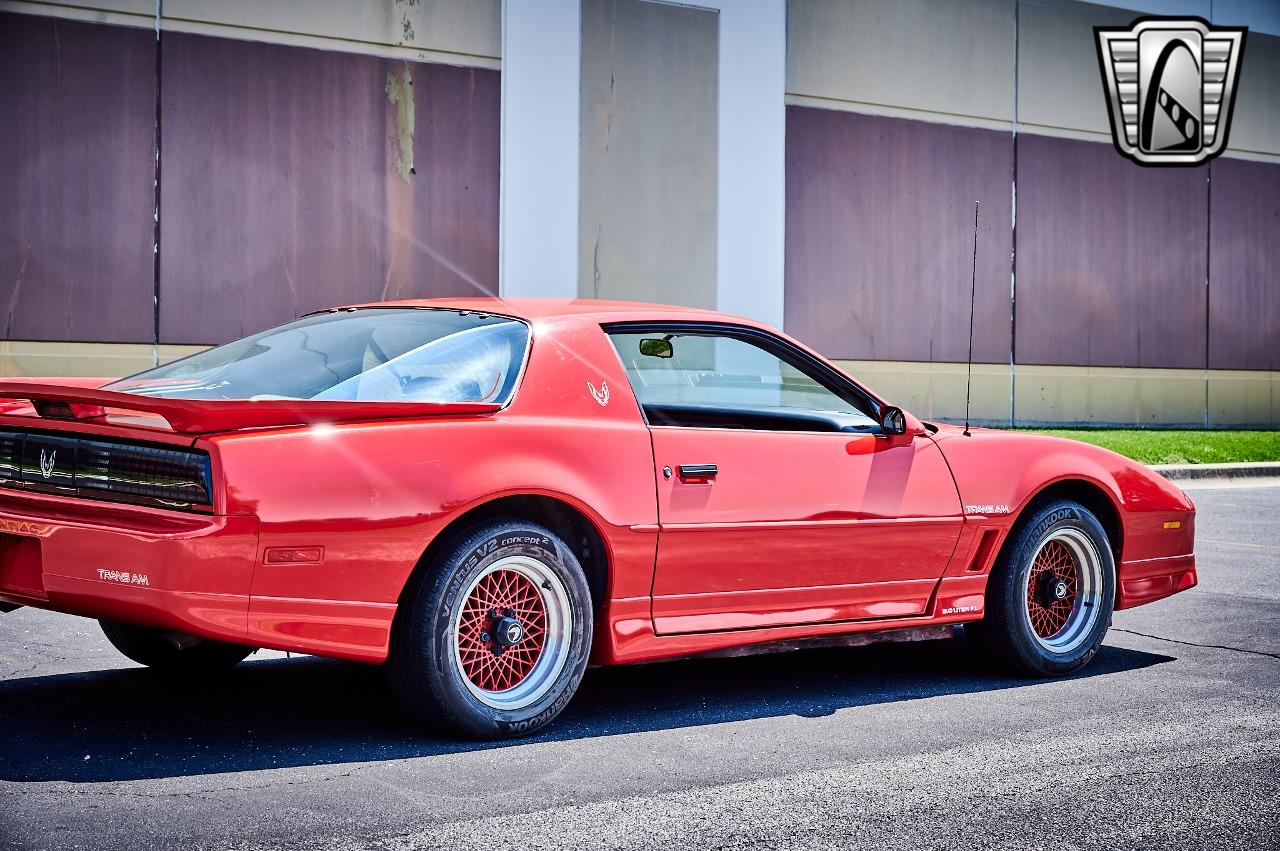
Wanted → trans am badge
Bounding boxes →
[587,380,610,407]
[1095,17,1246,166]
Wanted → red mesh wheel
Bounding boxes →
[456,568,548,693]
[1026,539,1079,639]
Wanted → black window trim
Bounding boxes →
[601,320,887,434]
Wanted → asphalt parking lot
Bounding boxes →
[2,485,1277,851]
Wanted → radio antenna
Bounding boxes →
[964,200,980,437]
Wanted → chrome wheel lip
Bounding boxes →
[1023,527,1105,654]
[453,554,572,711]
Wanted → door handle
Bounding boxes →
[678,464,718,482]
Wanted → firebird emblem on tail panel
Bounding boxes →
[587,380,610,407]
[39,448,56,479]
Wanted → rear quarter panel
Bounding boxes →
[207,316,659,658]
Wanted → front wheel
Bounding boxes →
[387,519,592,739]
[967,499,1116,676]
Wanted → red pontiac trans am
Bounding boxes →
[0,299,1196,738]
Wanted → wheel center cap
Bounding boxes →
[491,615,524,647]
[1052,579,1069,601]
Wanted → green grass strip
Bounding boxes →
[1021,429,1280,465]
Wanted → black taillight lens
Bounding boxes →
[77,440,212,505]
[0,431,21,482]
[0,431,212,508]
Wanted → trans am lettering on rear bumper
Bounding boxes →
[96,569,149,587]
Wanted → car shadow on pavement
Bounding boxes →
[0,637,1172,783]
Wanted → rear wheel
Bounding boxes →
[388,519,592,739]
[967,499,1115,676]
[99,620,255,672]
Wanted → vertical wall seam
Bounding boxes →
[1205,0,1214,428]
[1009,0,1019,428]
[150,0,162,366]
[1205,163,1212,427]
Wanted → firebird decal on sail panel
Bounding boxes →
[588,379,610,407]
[0,298,1197,739]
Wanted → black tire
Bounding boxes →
[966,499,1116,676]
[99,620,255,673]
[387,518,593,739]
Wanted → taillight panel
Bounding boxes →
[0,428,212,510]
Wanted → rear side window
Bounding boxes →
[607,329,877,432]
[109,309,529,405]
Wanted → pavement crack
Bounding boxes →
[1113,627,1280,660]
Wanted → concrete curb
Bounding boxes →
[1152,461,1280,482]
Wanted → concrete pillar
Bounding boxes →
[499,0,580,299]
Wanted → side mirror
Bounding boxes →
[639,338,673,358]
[879,405,907,435]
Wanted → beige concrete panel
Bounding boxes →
[0,0,151,22]
[783,93,1015,132]
[1207,369,1280,427]
[579,0,718,308]
[1228,32,1280,157]
[834,360,1013,426]
[1014,364,1207,426]
[787,0,1015,124]
[2,341,155,379]
[0,341,205,379]
[1017,0,1133,139]
[156,344,207,366]
[0,0,500,65]
[163,0,500,60]
[820,360,1280,426]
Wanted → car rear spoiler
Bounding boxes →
[0,382,502,434]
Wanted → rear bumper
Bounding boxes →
[1115,553,1197,610]
[0,489,258,643]
[0,489,397,662]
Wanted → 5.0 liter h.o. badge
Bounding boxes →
[1095,17,1246,166]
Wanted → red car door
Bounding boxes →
[606,325,963,634]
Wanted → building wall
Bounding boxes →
[158,31,499,345]
[785,0,1280,426]
[0,0,500,374]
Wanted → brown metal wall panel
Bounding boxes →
[784,107,1013,364]
[0,13,157,343]
[1208,158,1280,371]
[1014,134,1208,369]
[158,32,499,345]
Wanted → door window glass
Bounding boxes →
[607,330,877,432]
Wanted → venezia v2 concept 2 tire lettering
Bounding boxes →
[388,519,593,738]
[969,499,1116,676]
